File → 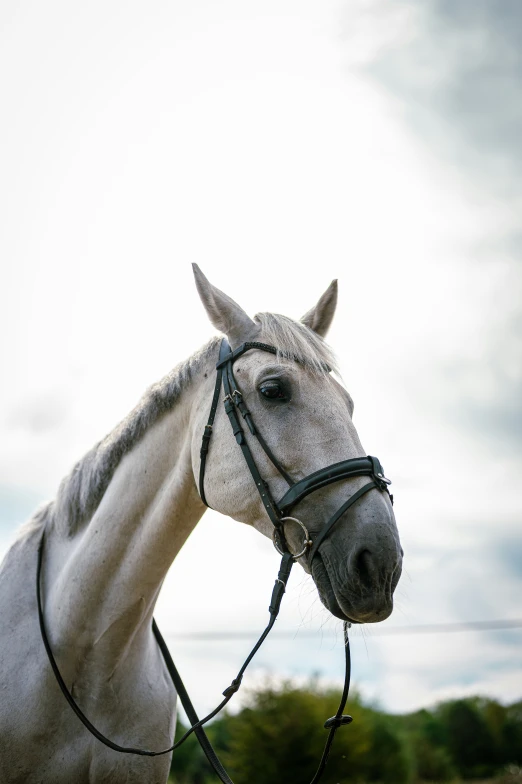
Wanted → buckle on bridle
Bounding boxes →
[272,517,313,560]
[374,472,392,492]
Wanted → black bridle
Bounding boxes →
[36,338,392,784]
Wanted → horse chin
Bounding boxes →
[310,554,358,623]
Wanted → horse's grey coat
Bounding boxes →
[25,313,338,543]
[0,267,402,783]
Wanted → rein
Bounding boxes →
[36,338,392,783]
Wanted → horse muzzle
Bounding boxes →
[311,539,403,623]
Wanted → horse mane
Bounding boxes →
[21,338,220,538]
[22,314,337,538]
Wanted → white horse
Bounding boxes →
[0,267,402,784]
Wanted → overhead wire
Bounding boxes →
[165,618,522,642]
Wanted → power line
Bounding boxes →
[166,618,522,642]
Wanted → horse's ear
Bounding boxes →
[301,279,338,337]
[192,264,258,346]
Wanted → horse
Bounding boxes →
[0,266,403,783]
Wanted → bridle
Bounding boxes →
[200,339,392,562]
[36,338,393,784]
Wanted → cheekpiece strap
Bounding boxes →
[219,342,284,531]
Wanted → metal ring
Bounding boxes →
[272,517,313,559]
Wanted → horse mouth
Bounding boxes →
[310,553,357,623]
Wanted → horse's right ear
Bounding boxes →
[192,265,258,346]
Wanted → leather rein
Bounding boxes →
[36,338,392,784]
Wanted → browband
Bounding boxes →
[216,341,278,368]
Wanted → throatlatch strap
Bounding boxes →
[199,340,230,506]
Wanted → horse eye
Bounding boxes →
[259,380,287,400]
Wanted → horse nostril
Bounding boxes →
[355,548,378,589]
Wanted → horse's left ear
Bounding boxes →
[301,279,338,337]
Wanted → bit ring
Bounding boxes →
[272,517,313,559]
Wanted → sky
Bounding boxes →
[1,0,521,719]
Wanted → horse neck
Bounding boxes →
[45,356,211,677]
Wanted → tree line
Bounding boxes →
[169,679,522,783]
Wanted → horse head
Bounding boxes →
[191,265,403,624]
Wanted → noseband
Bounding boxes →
[36,337,393,784]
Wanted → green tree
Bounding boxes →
[362,716,413,783]
[221,680,412,784]
[168,686,522,784]
[398,707,456,782]
[411,736,455,782]
[439,699,497,779]
[503,701,522,767]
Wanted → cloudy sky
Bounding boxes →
[1,0,521,718]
